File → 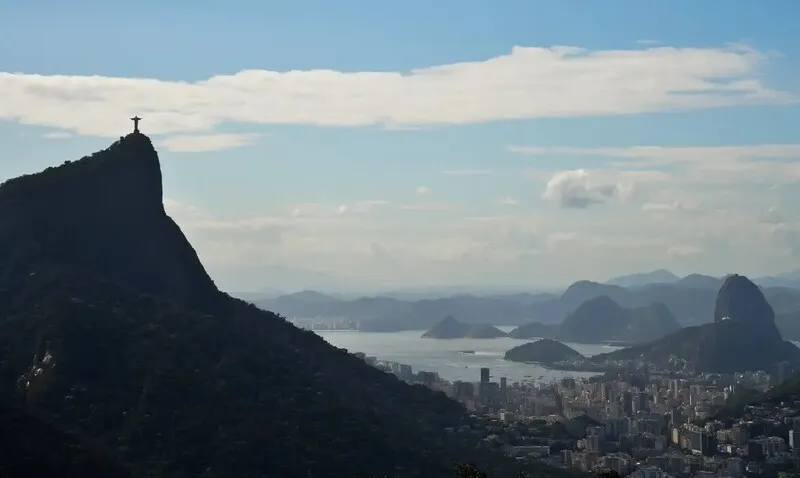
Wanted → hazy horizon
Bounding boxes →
[217,265,800,297]
[3,1,800,292]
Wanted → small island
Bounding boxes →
[422,316,508,339]
[504,339,583,364]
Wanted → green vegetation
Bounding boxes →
[710,373,800,422]
[0,406,131,477]
[0,135,581,477]
[0,266,489,477]
[559,296,680,344]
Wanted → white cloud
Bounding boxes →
[163,198,202,219]
[443,169,493,176]
[351,200,390,213]
[513,144,800,186]
[0,44,791,136]
[641,201,698,213]
[288,200,389,218]
[761,205,789,225]
[401,203,452,212]
[415,186,430,196]
[546,232,577,248]
[500,196,519,206]
[161,194,800,290]
[542,169,667,208]
[510,144,800,165]
[42,131,72,139]
[543,170,616,208]
[667,245,703,257]
[157,133,260,152]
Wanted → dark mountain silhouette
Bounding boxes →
[0,407,130,478]
[504,340,583,364]
[557,297,681,344]
[0,134,216,308]
[0,133,535,477]
[422,316,507,339]
[605,269,680,288]
[591,275,800,373]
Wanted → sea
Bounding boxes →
[314,326,622,384]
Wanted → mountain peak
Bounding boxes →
[1,132,161,207]
[714,274,775,326]
[0,135,217,306]
[590,272,798,373]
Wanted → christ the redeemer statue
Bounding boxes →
[130,116,142,134]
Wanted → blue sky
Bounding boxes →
[2,1,800,293]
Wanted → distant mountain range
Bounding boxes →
[606,270,800,290]
[255,271,800,343]
[605,269,681,287]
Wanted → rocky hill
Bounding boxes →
[0,134,217,308]
[510,296,681,344]
[0,133,532,477]
[504,340,583,364]
[422,316,508,339]
[557,296,681,344]
[590,275,800,373]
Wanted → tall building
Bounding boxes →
[600,383,612,401]
[500,376,507,389]
[772,361,793,387]
[480,367,490,383]
[633,391,649,414]
[669,408,684,427]
[585,434,601,453]
[622,391,633,417]
[419,371,436,388]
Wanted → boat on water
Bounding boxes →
[458,350,476,354]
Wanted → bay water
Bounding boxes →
[314,326,621,384]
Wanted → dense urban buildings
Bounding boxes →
[354,351,800,477]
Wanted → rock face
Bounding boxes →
[556,296,681,344]
[591,275,800,373]
[0,134,216,308]
[715,274,776,324]
[504,339,583,364]
[422,316,507,339]
[0,134,513,478]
